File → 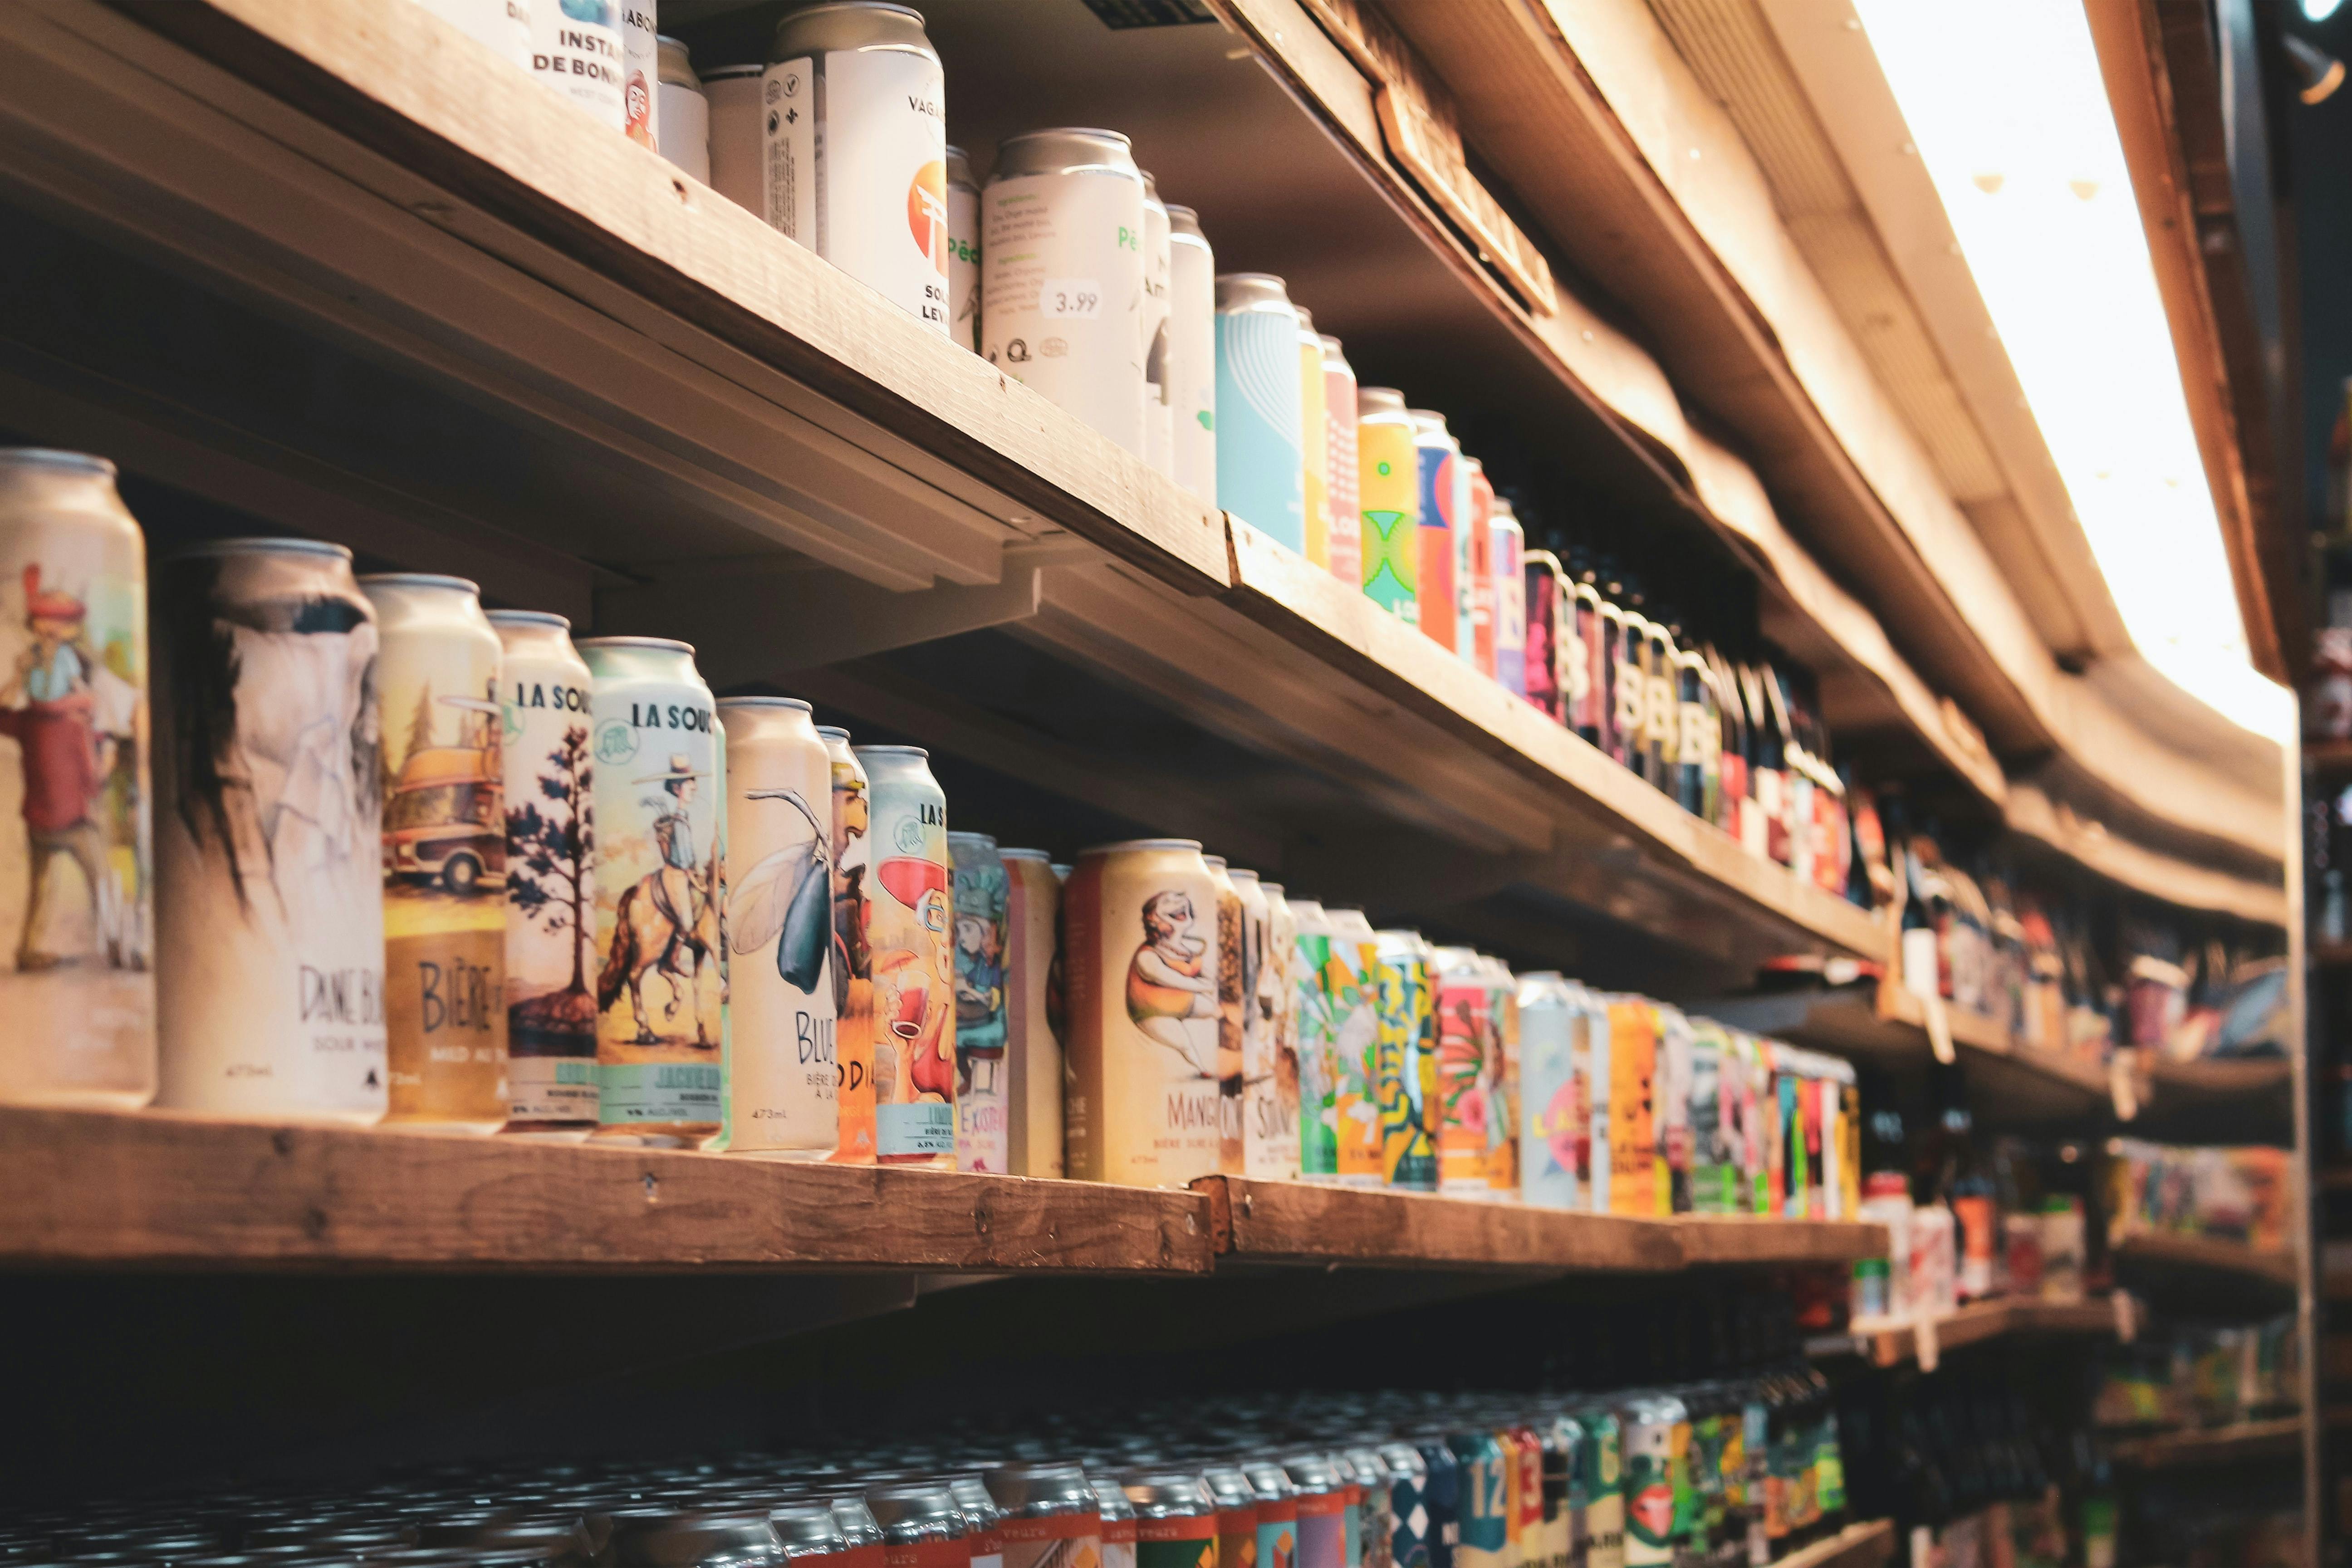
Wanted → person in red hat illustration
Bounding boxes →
[0,564,113,970]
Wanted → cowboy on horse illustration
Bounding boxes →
[596,753,718,1046]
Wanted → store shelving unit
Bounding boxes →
[1811,1297,2127,1370]
[2106,1416,2310,1470]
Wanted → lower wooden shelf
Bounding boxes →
[2110,1231,2300,1290]
[2105,1414,2307,1469]
[1772,1519,1898,1568]
[1814,1296,2125,1367]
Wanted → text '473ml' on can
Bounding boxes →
[855,743,955,1165]
[1062,838,1220,1187]
[764,1,950,331]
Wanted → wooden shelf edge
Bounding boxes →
[1825,1297,2123,1367]
[2004,782,2288,928]
[1769,1519,1897,1568]
[2111,1231,2299,1289]
[2105,1415,2307,1469]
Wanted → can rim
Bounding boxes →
[1076,838,1204,857]
[576,635,697,655]
[997,847,1053,862]
[701,61,766,78]
[851,743,930,759]
[945,830,999,848]
[813,725,852,741]
[998,125,1135,150]
[485,609,572,630]
[358,572,481,596]
[0,447,116,478]
[175,536,352,562]
[714,696,814,712]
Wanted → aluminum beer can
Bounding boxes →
[1122,1472,1215,1568]
[1216,273,1305,551]
[362,574,509,1132]
[950,1479,1006,1568]
[1568,563,1606,745]
[818,725,876,1162]
[1411,1440,1460,1568]
[1514,973,1579,1210]
[578,637,721,1143]
[1061,838,1220,1186]
[1343,1448,1394,1568]
[949,829,1009,1171]
[1321,337,1361,593]
[1372,930,1436,1191]
[985,1462,1102,1568]
[1141,172,1176,479]
[621,0,657,149]
[1583,985,1613,1214]
[1000,848,1062,1176]
[1656,1002,1694,1214]
[1446,1431,1507,1568]
[1286,896,1337,1180]
[1576,1408,1624,1568]
[1491,500,1527,698]
[657,37,710,184]
[982,128,1149,455]
[1411,412,1464,656]
[155,539,385,1122]
[1616,1399,1677,1568]
[0,451,152,1109]
[1093,1478,1138,1568]
[774,1504,854,1564]
[1356,388,1418,622]
[1520,550,1564,722]
[1241,1463,1298,1568]
[1461,458,1493,676]
[1601,997,1657,1215]
[1430,946,1495,1197]
[713,697,838,1157]
[853,744,955,1165]
[414,0,531,68]
[705,62,766,215]
[1282,1455,1347,1568]
[1225,867,1276,1178]
[1166,206,1218,508]
[1298,306,1331,570]
[1328,1452,1367,1568]
[1686,1016,1734,1215]
[867,1483,969,1568]
[1485,955,1520,1197]
[946,147,983,353]
[1321,907,1383,1186]
[1376,1444,1431,1568]
[1203,854,1246,1172]
[489,612,597,1133]
[1201,1465,1260,1568]
[765,2,951,331]
[530,0,622,127]
[1254,880,1302,1180]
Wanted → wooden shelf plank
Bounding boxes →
[2106,1415,2307,1469]
[2110,1231,2299,1289]
[1768,1520,1897,1568]
[1820,1297,2126,1368]
[2004,783,2288,928]
[1674,1216,1885,1267]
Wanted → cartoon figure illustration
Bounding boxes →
[1124,888,1219,1076]
[829,769,870,1014]
[597,754,718,1045]
[0,564,138,970]
[729,786,831,990]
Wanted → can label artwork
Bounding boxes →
[1002,852,1061,1176]
[1656,1005,1693,1215]
[1299,333,1330,569]
[1257,1506,1296,1568]
[1374,938,1437,1191]
[825,738,877,1161]
[530,0,623,127]
[862,754,955,1161]
[983,168,1148,456]
[1211,869,1246,1171]
[951,833,1009,1171]
[496,631,597,1126]
[1138,1518,1214,1568]
[1604,999,1657,1216]
[1619,1421,1673,1568]
[1298,1494,1348,1568]
[1450,1439,1508,1568]
[1518,984,1581,1210]
[1416,440,1458,654]
[1581,1424,1624,1568]
[1292,911,1338,1179]
[620,1,657,148]
[1492,521,1526,697]
[1242,882,1298,1179]
[1434,963,1499,1195]
[948,171,981,353]
[1327,936,1382,1184]
[764,48,951,330]
[1358,420,1418,622]
[1324,355,1362,590]
[1217,304,1305,550]
[1001,1517,1102,1568]
[588,664,721,1128]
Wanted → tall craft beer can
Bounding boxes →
[1411,411,1464,656]
[155,539,385,1122]
[818,724,876,1162]
[1062,838,1221,1187]
[1483,953,1519,1195]
[983,128,1149,456]
[1000,847,1063,1176]
[1228,867,1292,1181]
[488,610,598,1135]
[656,36,709,184]
[619,0,657,149]
[1321,336,1361,593]
[1431,945,1496,1197]
[361,574,509,1132]
[1142,172,1176,479]
[1461,458,1494,675]
[704,62,765,214]
[1491,499,1527,697]
[579,636,721,1145]
[1356,388,1419,623]
[1255,880,1302,1180]
[1373,929,1438,1191]
[1298,307,1331,570]
[854,744,955,1165]
[1204,853,1247,1172]
[1521,549,1565,722]
[950,829,1009,1171]
[1286,896,1337,1181]
[1515,971,1582,1210]
[1322,906,1383,1186]
[714,696,838,1157]
[1216,273,1306,551]
[1166,206,1218,508]
[0,451,152,1108]
[946,145,983,353]
[529,0,622,127]
[764,1,950,331]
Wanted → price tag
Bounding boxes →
[1039,279,1103,318]
[1911,1525,1934,1568]
[1915,1312,1940,1372]
[1924,990,1955,1065]
[2112,1290,2138,1343]
[2108,1051,2140,1121]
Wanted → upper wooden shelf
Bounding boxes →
[2003,783,2288,929]
[2110,1231,2299,1291]
[1767,1521,1896,1568]
[2104,1415,2306,1470]
[1812,1296,2127,1369]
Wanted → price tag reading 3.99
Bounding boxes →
[1039,278,1104,319]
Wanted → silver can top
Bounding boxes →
[603,1511,786,1568]
[1319,334,1352,373]
[1078,838,1204,858]
[946,830,1000,852]
[357,572,480,597]
[704,62,766,82]
[946,1477,1003,1531]
[851,743,930,760]
[946,145,979,192]
[1237,1462,1297,1503]
[1357,387,1410,419]
[1294,305,1314,333]
[0,447,115,477]
[657,35,700,87]
[1087,1476,1135,1523]
[769,1504,848,1559]
[714,696,814,713]
[176,536,352,562]
[1118,1471,1215,1520]
[1277,1454,1340,1494]
[485,609,571,631]
[1215,273,1292,312]
[1166,205,1205,241]
[813,725,852,742]
[990,127,1140,183]
[1408,409,1453,436]
[983,1460,1098,1516]
[863,1483,965,1541]
[1142,170,1164,206]
[998,847,1053,864]
[770,2,936,64]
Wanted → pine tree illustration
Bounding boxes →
[507,724,595,995]
[405,679,436,763]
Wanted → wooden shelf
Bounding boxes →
[1768,1521,1897,1568]
[1815,1296,2126,1368]
[2129,1051,2293,1144]
[2003,783,2288,929]
[2111,1231,2300,1291]
[2106,1415,2307,1470]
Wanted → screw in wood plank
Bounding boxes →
[1240,1193,1253,1218]
[642,1173,659,1203]
[303,1207,329,1240]
[271,1130,295,1157]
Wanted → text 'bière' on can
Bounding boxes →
[1141,172,1175,480]
[704,62,765,215]
[764,1,950,331]
[713,696,837,1157]
[414,0,529,69]
[488,610,597,1135]
[1285,896,1336,1181]
[1490,498,1527,698]
[853,743,954,1164]
[362,573,509,1133]
[1298,305,1329,571]
[946,146,982,353]
[982,127,1148,457]
[579,636,721,1146]
[999,847,1062,1177]
[529,0,621,127]
[621,0,658,150]
[1165,206,1217,509]
[948,829,1009,1172]
[1250,880,1301,1181]
[1410,411,1463,657]
[1320,906,1383,1186]
[818,725,876,1163]
[1215,273,1304,553]
[1354,387,1418,624]
[657,36,710,185]
[1203,853,1245,1174]
[1122,1472,1215,1568]
[985,1461,1102,1568]
[1320,336,1360,593]
[1061,837,1220,1187]
[0,450,152,1110]
[1372,929,1436,1191]
[155,539,385,1123]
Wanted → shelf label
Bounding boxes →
[2108,1051,2140,1122]
[1923,991,1955,1065]
[1914,1312,1939,1372]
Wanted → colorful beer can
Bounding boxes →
[713,697,838,1157]
[1485,955,1519,1196]
[1356,388,1419,623]
[1204,854,1248,1173]
[1460,458,1493,676]
[764,2,950,331]
[1520,550,1564,722]
[1166,206,1218,509]
[1410,412,1464,656]
[1000,848,1063,1177]
[1095,1479,1138,1568]
[982,128,1148,456]
[1298,307,1331,570]
[1617,1400,1676,1568]
[1321,337,1362,594]
[1241,1462,1299,1568]
[1375,1444,1431,1568]
[580,637,721,1144]
[949,830,1009,1171]
[1062,838,1221,1186]
[1446,1431,1508,1568]
[360,575,509,1131]
[1321,906,1384,1186]
[986,1462,1102,1568]
[1281,1455,1348,1568]
[491,611,598,1133]
[1343,1448,1394,1568]
[946,145,983,353]
[1142,172,1176,479]
[1203,1464,1261,1568]
[1656,1003,1694,1214]
[1286,897,1337,1180]
[1583,984,1613,1214]
[1602,996,1656,1215]
[1229,867,1294,1180]
[867,1483,970,1568]
[1254,881,1303,1179]
[1575,1408,1624,1568]
[818,725,876,1163]
[1123,1472,1215,1568]
[156,539,385,1122]
[1687,1017,1736,1215]
[1373,929,1437,1191]
[0,451,152,1109]
[1431,946,1497,1198]
[1411,1440,1460,1568]
[529,0,622,127]
[1490,500,1527,699]
[1215,273,1306,551]
[854,744,955,1165]
[656,36,709,184]
[1514,972,1581,1211]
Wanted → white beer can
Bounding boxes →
[1140,172,1176,479]
[620,0,657,151]
[703,63,765,216]
[764,2,951,333]
[656,35,709,184]
[946,146,983,353]
[413,0,532,70]
[981,127,1148,456]
[529,0,620,126]
[1166,204,1217,508]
